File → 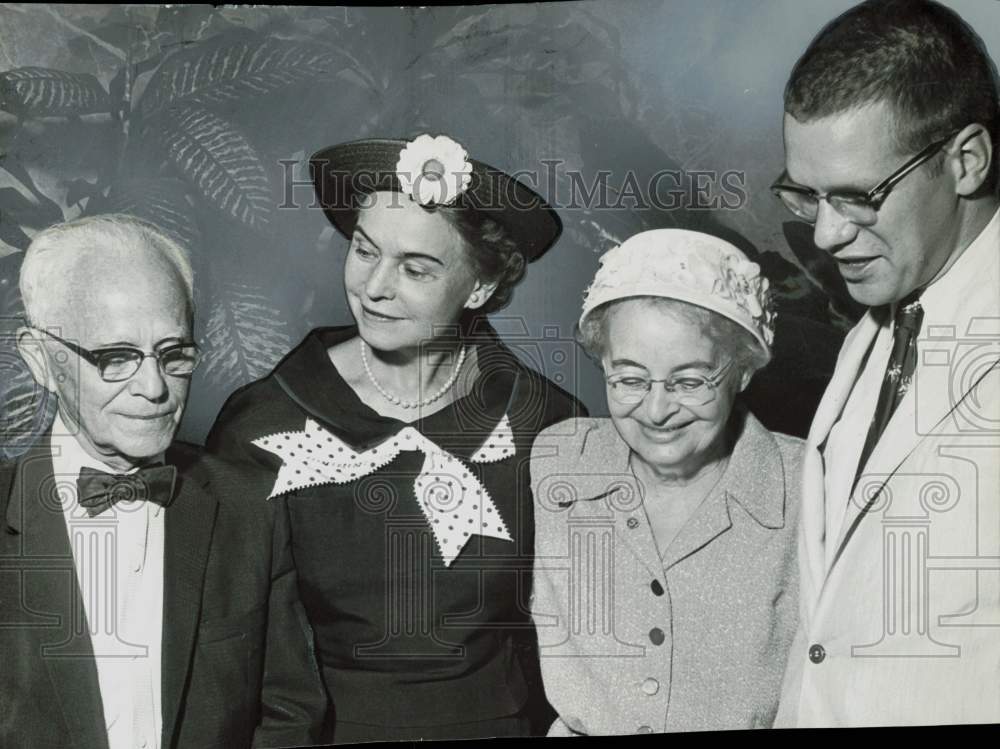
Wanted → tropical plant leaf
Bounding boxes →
[110,53,165,120]
[0,254,55,460]
[0,218,31,252]
[64,178,103,208]
[139,34,349,117]
[0,67,110,117]
[88,177,200,252]
[0,362,57,461]
[199,280,292,389]
[158,104,272,229]
[0,160,64,252]
[0,159,66,227]
[0,251,25,319]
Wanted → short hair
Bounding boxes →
[20,214,195,327]
[785,0,999,188]
[576,297,769,382]
[436,204,526,315]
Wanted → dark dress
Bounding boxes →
[206,324,585,743]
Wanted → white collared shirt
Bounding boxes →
[51,413,165,749]
[822,207,1000,554]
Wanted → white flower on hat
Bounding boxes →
[716,253,776,345]
[395,134,473,206]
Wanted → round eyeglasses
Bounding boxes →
[770,131,958,226]
[605,359,735,406]
[36,328,201,383]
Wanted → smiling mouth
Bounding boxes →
[642,421,692,437]
[361,305,403,321]
[124,413,174,421]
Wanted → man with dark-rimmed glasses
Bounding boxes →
[0,214,328,748]
[773,0,1000,729]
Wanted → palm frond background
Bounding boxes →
[1,2,994,451]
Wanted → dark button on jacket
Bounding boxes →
[808,644,826,664]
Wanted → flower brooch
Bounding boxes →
[395,134,473,206]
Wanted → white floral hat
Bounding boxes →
[580,229,776,358]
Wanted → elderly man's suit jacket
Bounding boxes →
[0,437,329,748]
[776,211,1000,727]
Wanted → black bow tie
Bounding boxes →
[76,465,178,517]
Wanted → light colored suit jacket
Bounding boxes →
[530,410,802,734]
[776,209,1000,727]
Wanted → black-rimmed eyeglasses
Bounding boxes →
[36,329,201,383]
[770,131,959,226]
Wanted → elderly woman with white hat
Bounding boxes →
[529,229,803,734]
[207,134,584,742]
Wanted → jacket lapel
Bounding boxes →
[610,479,668,581]
[9,441,110,749]
[160,455,218,749]
[808,313,882,454]
[832,335,1000,564]
[660,412,786,570]
[659,492,732,571]
[799,312,881,605]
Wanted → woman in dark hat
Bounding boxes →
[206,134,584,743]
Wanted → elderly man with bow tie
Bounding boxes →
[0,214,328,748]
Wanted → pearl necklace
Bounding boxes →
[360,340,467,410]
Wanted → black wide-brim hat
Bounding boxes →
[309,137,562,262]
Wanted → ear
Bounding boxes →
[15,327,57,393]
[464,279,499,311]
[737,367,753,394]
[949,123,993,197]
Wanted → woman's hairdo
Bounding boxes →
[436,204,527,315]
[577,297,769,380]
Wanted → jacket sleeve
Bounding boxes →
[527,424,589,736]
[204,388,331,747]
[252,489,330,748]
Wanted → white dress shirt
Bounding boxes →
[51,413,165,749]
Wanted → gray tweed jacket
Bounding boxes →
[529,409,802,734]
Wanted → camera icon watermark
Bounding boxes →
[0,454,150,658]
[914,316,1000,437]
[0,321,64,455]
[852,463,1000,659]
[533,469,647,659]
[466,315,583,437]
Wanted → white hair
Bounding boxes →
[20,214,195,327]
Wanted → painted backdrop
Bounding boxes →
[1,1,997,452]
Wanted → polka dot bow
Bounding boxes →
[252,417,515,566]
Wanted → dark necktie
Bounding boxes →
[76,465,178,517]
[855,292,924,485]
